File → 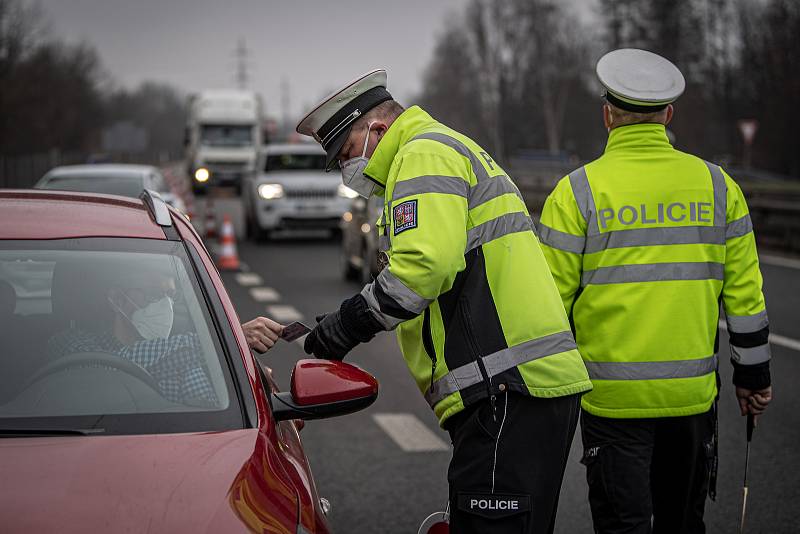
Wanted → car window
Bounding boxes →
[265,153,326,172]
[40,175,144,198]
[200,124,252,147]
[0,238,244,435]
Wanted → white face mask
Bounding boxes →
[111,292,174,340]
[340,121,380,199]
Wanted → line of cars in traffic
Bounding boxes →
[1,156,382,531]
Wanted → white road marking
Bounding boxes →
[372,413,449,452]
[236,272,263,286]
[760,254,800,270]
[250,287,280,302]
[718,320,800,352]
[267,304,303,323]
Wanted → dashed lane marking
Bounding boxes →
[250,287,281,303]
[372,413,449,452]
[236,273,263,286]
[760,254,800,270]
[719,320,800,352]
[267,305,303,323]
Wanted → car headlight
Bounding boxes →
[194,167,210,182]
[338,184,359,199]
[258,183,284,200]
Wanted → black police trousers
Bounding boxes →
[580,408,715,534]
[444,391,582,534]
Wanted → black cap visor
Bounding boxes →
[324,125,351,171]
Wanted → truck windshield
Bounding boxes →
[265,154,326,172]
[201,124,253,147]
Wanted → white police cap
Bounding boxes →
[296,69,392,170]
[596,49,685,113]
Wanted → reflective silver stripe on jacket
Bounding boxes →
[568,167,600,235]
[425,330,577,407]
[410,132,524,209]
[538,223,586,254]
[378,235,390,252]
[360,269,433,330]
[705,161,727,227]
[584,354,717,380]
[726,214,753,240]
[468,175,524,209]
[392,175,469,202]
[466,211,535,252]
[581,262,724,286]
[730,343,771,365]
[726,310,769,333]
[585,226,725,254]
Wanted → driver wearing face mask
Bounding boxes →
[47,268,283,406]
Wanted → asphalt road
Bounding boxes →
[202,197,800,533]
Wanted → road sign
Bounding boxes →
[738,119,759,146]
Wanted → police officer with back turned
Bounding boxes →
[539,49,773,533]
[296,69,592,533]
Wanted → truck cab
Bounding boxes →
[186,90,263,194]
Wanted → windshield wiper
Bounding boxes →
[0,428,106,437]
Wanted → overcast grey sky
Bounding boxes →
[35,0,470,122]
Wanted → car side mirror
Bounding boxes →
[271,359,378,421]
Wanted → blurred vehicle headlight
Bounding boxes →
[194,167,210,182]
[342,211,353,223]
[338,184,359,199]
[361,223,371,234]
[258,183,284,200]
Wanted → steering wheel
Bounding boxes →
[26,351,161,392]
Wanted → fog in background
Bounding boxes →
[35,0,471,118]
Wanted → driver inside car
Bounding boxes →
[47,267,283,406]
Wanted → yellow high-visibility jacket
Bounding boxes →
[360,106,592,426]
[540,123,770,419]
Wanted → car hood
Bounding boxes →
[254,171,339,189]
[0,429,298,533]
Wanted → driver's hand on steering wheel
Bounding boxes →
[243,317,284,354]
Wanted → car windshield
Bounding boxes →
[0,238,243,435]
[40,175,144,198]
[265,153,326,172]
[201,124,253,147]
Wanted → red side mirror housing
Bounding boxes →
[271,359,379,421]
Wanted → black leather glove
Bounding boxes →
[304,294,384,360]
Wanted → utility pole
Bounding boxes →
[280,77,291,137]
[234,39,250,89]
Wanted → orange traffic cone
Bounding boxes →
[204,197,217,240]
[217,214,240,271]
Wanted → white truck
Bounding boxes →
[185,90,263,194]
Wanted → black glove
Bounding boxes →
[304,294,384,360]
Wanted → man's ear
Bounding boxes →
[664,104,674,126]
[372,121,389,138]
[602,104,613,130]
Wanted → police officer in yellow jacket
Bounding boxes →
[539,49,773,533]
[296,70,592,533]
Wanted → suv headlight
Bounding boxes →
[338,184,359,199]
[258,183,284,200]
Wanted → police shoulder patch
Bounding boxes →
[393,199,418,236]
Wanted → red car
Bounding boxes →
[0,189,378,533]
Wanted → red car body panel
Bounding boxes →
[0,190,165,240]
[0,190,331,533]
